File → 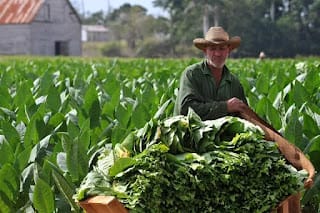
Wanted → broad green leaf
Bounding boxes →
[41,159,55,183]
[16,146,32,172]
[308,151,320,175]
[0,164,19,201]
[83,83,101,128]
[0,196,12,212]
[15,104,33,125]
[0,84,11,108]
[115,102,132,127]
[256,73,269,95]
[46,85,61,113]
[122,84,134,98]
[302,113,320,139]
[306,102,320,117]
[49,112,65,126]
[78,118,91,149]
[109,157,135,177]
[140,81,157,106]
[283,83,296,108]
[66,118,80,140]
[111,124,129,147]
[61,135,79,181]
[0,107,16,120]
[153,99,172,120]
[77,120,91,179]
[303,136,320,171]
[266,101,281,130]
[39,71,54,95]
[102,102,116,120]
[28,135,51,163]
[0,140,14,166]
[255,97,281,130]
[72,70,86,89]
[246,90,259,109]
[293,81,309,108]
[303,67,319,94]
[63,120,89,182]
[48,112,66,133]
[13,80,34,108]
[255,97,268,120]
[130,100,148,128]
[267,84,280,105]
[1,120,21,151]
[20,163,35,194]
[102,80,120,117]
[49,161,80,212]
[302,174,320,204]
[307,136,320,153]
[33,178,54,213]
[274,68,289,89]
[23,109,46,147]
[284,110,303,149]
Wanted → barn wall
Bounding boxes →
[0,25,31,55]
[31,0,81,56]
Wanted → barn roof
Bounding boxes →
[0,0,44,24]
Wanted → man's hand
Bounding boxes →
[226,97,248,113]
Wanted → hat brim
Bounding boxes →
[193,36,241,51]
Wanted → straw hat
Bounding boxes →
[193,26,241,51]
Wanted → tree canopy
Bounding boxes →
[79,0,320,58]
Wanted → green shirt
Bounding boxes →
[174,60,247,120]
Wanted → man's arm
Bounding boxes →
[181,97,229,120]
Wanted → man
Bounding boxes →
[174,26,248,120]
[173,28,315,212]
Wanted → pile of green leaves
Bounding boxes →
[75,109,307,213]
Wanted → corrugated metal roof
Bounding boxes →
[0,0,44,24]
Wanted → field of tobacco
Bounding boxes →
[0,57,319,212]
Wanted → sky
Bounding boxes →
[75,0,168,17]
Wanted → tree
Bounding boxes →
[268,0,320,56]
[307,0,320,54]
[81,11,107,25]
[108,4,155,49]
[78,0,320,57]
[105,3,170,56]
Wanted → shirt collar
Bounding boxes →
[202,60,232,82]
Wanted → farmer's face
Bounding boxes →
[204,45,230,69]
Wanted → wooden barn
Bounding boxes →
[0,0,82,56]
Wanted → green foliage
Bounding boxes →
[136,38,172,58]
[33,178,55,213]
[101,41,126,57]
[82,0,320,57]
[0,57,318,212]
[76,113,308,212]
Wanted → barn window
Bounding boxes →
[37,3,51,21]
[44,4,51,21]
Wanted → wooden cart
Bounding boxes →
[79,196,128,213]
[79,108,315,213]
[78,193,302,213]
